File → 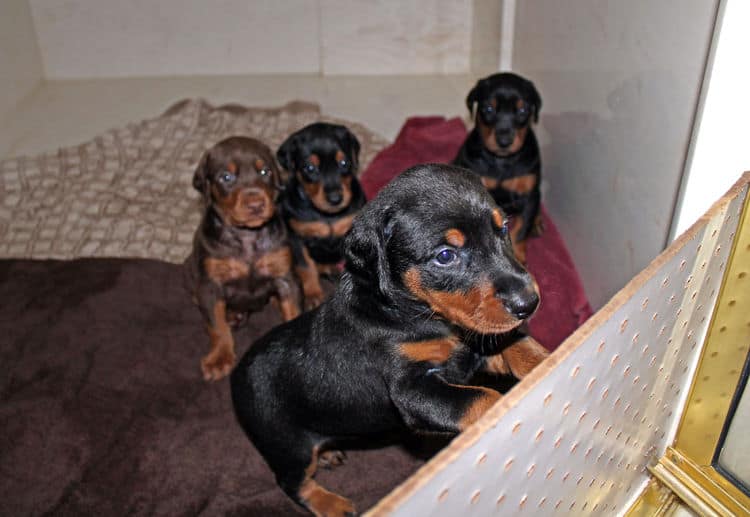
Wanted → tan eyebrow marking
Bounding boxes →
[445,228,466,247]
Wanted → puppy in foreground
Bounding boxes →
[185,137,301,381]
[453,72,543,263]
[277,122,366,308]
[231,164,549,516]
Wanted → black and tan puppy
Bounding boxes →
[277,122,366,308]
[453,72,543,263]
[231,164,549,516]
[184,137,301,381]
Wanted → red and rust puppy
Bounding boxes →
[231,164,549,516]
[184,137,301,381]
[277,122,366,309]
[453,72,543,263]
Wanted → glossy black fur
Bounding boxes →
[453,72,543,245]
[277,122,367,266]
[231,164,543,515]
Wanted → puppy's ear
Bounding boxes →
[466,80,482,117]
[338,126,361,172]
[526,79,542,123]
[276,133,298,172]
[266,158,287,191]
[344,210,395,298]
[192,151,210,195]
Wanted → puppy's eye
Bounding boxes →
[339,159,349,169]
[435,248,458,265]
[258,167,271,177]
[219,171,236,184]
[517,105,528,117]
[483,104,495,115]
[304,164,317,174]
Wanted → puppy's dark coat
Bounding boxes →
[453,72,543,263]
[184,137,301,381]
[231,164,549,516]
[277,122,366,308]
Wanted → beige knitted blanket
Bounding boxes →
[0,99,388,263]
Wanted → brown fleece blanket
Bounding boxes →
[0,258,427,516]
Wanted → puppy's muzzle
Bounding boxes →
[242,191,269,215]
[325,188,343,206]
[498,285,539,320]
[233,187,274,226]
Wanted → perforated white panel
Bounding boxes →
[369,182,748,516]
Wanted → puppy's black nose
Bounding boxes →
[326,190,343,205]
[503,289,539,320]
[497,133,514,148]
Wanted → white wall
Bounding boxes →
[29,0,478,78]
[0,0,43,120]
[29,0,321,77]
[513,0,719,308]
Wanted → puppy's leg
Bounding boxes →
[510,187,541,263]
[500,335,549,379]
[292,240,325,310]
[195,282,235,381]
[316,262,341,279]
[391,373,501,433]
[273,273,302,321]
[268,442,356,517]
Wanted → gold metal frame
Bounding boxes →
[628,180,750,516]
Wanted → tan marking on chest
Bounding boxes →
[399,336,459,363]
[480,176,500,190]
[204,257,250,284]
[330,213,356,237]
[289,218,332,238]
[501,173,537,194]
[254,246,293,278]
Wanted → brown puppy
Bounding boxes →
[185,137,301,381]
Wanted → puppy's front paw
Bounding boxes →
[225,310,249,328]
[201,347,236,381]
[304,291,325,310]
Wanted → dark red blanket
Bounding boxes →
[361,116,593,350]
